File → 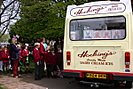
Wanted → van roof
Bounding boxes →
[66,0,132,18]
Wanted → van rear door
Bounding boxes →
[68,15,127,73]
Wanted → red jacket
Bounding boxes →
[33,48,40,63]
[0,50,3,61]
[49,53,58,66]
[45,51,51,64]
[39,43,45,60]
[19,50,22,61]
[2,50,10,63]
[56,51,63,65]
[22,49,29,62]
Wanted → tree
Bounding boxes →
[0,0,20,38]
[0,33,10,42]
[9,0,96,43]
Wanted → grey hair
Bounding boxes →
[12,38,17,44]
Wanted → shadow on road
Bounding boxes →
[18,73,131,89]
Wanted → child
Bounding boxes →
[45,45,51,78]
[17,44,23,75]
[56,45,63,70]
[33,43,41,80]
[0,46,3,72]
[56,45,63,78]
[22,45,29,73]
[2,47,10,74]
[28,46,33,73]
[49,48,58,78]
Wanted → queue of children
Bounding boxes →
[33,37,63,80]
[0,38,32,78]
[0,37,63,80]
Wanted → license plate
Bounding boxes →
[86,73,107,79]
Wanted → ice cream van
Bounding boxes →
[62,0,133,88]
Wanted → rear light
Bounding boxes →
[125,65,130,68]
[108,74,113,80]
[125,52,130,68]
[67,51,71,65]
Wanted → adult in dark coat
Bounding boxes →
[10,38,20,78]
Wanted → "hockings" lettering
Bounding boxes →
[74,6,107,15]
[78,50,116,59]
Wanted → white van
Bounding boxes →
[62,0,133,87]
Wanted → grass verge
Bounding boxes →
[0,84,8,89]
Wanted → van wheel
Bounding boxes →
[125,81,132,88]
[75,78,82,84]
[114,81,119,87]
[75,77,81,81]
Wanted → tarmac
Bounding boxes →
[17,83,48,89]
[0,73,48,89]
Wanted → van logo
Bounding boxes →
[78,50,116,59]
[70,3,125,16]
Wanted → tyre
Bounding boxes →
[125,81,132,88]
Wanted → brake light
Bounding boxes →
[125,52,130,68]
[67,51,71,65]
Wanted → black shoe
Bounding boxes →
[28,70,32,73]
[41,75,47,79]
[4,71,7,74]
[7,70,9,73]
[24,70,28,74]
[47,76,50,78]
[35,78,41,80]
[51,76,56,79]
[54,75,57,78]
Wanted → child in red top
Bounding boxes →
[45,45,51,78]
[22,45,29,73]
[33,43,41,80]
[17,44,22,75]
[49,48,58,78]
[2,47,10,73]
[56,45,63,70]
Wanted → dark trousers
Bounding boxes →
[35,63,40,79]
[40,60,45,78]
[46,64,51,77]
[13,59,18,77]
[58,64,63,71]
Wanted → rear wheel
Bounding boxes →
[125,81,132,88]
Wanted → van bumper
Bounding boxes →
[62,69,133,81]
[62,71,80,77]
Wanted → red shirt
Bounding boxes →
[2,50,10,63]
[49,52,58,66]
[22,49,29,62]
[39,43,45,60]
[19,50,22,61]
[56,50,63,65]
[45,51,51,64]
[33,48,40,63]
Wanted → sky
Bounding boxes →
[0,0,20,34]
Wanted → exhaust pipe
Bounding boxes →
[90,83,99,88]
[80,81,114,87]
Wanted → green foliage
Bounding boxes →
[0,34,10,42]
[0,84,8,89]
[9,0,96,43]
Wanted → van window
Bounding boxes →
[70,16,126,40]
